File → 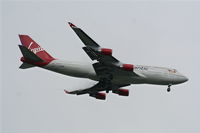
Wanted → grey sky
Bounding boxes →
[2,1,200,133]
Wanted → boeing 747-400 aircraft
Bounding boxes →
[18,22,188,100]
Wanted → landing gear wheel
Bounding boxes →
[167,85,171,92]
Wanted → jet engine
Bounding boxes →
[90,92,106,100]
[100,48,112,56]
[113,89,129,96]
[122,64,134,71]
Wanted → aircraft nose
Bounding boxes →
[173,75,188,84]
[180,75,189,83]
[183,76,189,82]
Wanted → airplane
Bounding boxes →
[18,22,188,100]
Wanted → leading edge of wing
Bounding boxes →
[68,22,100,48]
[68,22,120,63]
[67,22,140,77]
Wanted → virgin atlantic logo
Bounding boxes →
[28,42,44,54]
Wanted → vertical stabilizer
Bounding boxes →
[19,35,54,62]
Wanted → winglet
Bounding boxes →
[68,22,77,28]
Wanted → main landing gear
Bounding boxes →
[106,90,109,93]
[167,84,171,92]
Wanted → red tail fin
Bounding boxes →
[19,35,54,61]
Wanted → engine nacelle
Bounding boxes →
[122,64,134,71]
[100,48,112,56]
[90,92,106,100]
[113,89,129,96]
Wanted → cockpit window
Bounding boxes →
[168,69,177,73]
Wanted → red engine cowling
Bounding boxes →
[122,64,134,71]
[90,92,106,100]
[100,48,112,56]
[20,57,26,62]
[113,89,129,96]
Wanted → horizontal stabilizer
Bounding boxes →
[18,45,43,62]
[19,63,35,69]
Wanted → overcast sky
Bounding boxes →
[2,1,200,133]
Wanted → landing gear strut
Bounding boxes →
[167,85,171,92]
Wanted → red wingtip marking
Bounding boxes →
[64,90,69,94]
[68,22,76,28]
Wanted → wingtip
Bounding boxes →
[64,89,70,94]
[68,22,77,28]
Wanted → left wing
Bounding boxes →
[68,22,119,65]
[68,22,139,76]
[68,22,100,48]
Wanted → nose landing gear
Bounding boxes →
[106,90,109,93]
[167,84,171,92]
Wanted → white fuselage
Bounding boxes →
[43,59,188,86]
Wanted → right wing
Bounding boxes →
[65,81,109,95]
[64,81,130,100]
